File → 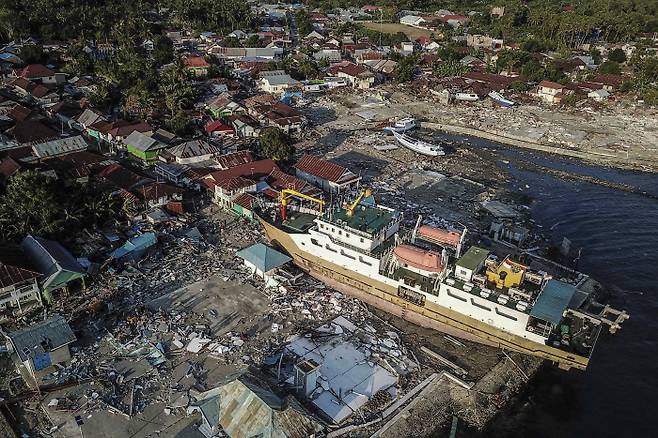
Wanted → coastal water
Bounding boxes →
[454,136,658,437]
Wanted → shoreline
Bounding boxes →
[420,121,658,173]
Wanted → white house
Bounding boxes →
[0,246,42,321]
[536,80,565,104]
[400,15,425,28]
[258,70,300,95]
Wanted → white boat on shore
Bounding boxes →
[393,131,445,156]
[455,92,479,102]
[488,91,515,107]
[383,117,417,133]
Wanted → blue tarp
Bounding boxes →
[111,232,157,261]
[236,243,291,273]
[530,279,578,325]
[33,352,52,371]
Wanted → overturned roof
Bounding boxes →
[190,372,320,438]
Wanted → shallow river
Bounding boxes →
[440,134,658,437]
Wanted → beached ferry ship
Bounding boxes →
[257,191,628,370]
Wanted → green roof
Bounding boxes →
[236,243,292,273]
[456,246,489,271]
[325,205,396,236]
[530,279,577,325]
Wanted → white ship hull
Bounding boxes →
[393,131,445,157]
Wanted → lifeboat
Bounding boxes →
[394,244,443,273]
[418,225,461,247]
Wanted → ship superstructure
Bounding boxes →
[257,192,628,370]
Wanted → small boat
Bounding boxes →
[383,117,417,133]
[488,91,515,108]
[455,92,479,102]
[393,131,445,157]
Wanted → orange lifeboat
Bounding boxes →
[394,244,443,273]
[418,225,461,247]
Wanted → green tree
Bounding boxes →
[599,61,621,75]
[258,128,294,161]
[608,48,627,64]
[152,34,174,66]
[159,62,195,116]
[245,34,262,48]
[0,171,119,242]
[19,44,45,64]
[167,111,191,135]
[394,54,419,83]
[433,60,468,78]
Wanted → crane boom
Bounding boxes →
[279,188,325,220]
[346,189,372,216]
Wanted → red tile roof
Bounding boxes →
[0,156,21,185]
[463,72,515,87]
[184,56,210,68]
[232,192,256,210]
[96,163,151,191]
[16,64,55,79]
[538,80,564,90]
[205,120,234,134]
[329,62,368,77]
[591,74,624,87]
[205,159,279,192]
[137,182,185,201]
[215,176,255,191]
[10,120,58,144]
[216,151,254,169]
[0,245,41,288]
[294,155,357,184]
[267,168,321,195]
[109,121,152,138]
[8,104,33,122]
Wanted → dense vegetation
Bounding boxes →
[0,0,253,42]
[0,171,121,243]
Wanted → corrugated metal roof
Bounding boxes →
[294,154,350,183]
[530,279,577,325]
[32,135,88,158]
[124,131,159,152]
[168,140,218,159]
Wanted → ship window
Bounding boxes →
[359,256,372,266]
[447,290,467,302]
[311,238,320,246]
[326,244,337,253]
[471,298,491,311]
[496,308,518,321]
[338,230,342,235]
[360,238,364,243]
[319,224,324,229]
[345,233,350,238]
[340,250,355,259]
